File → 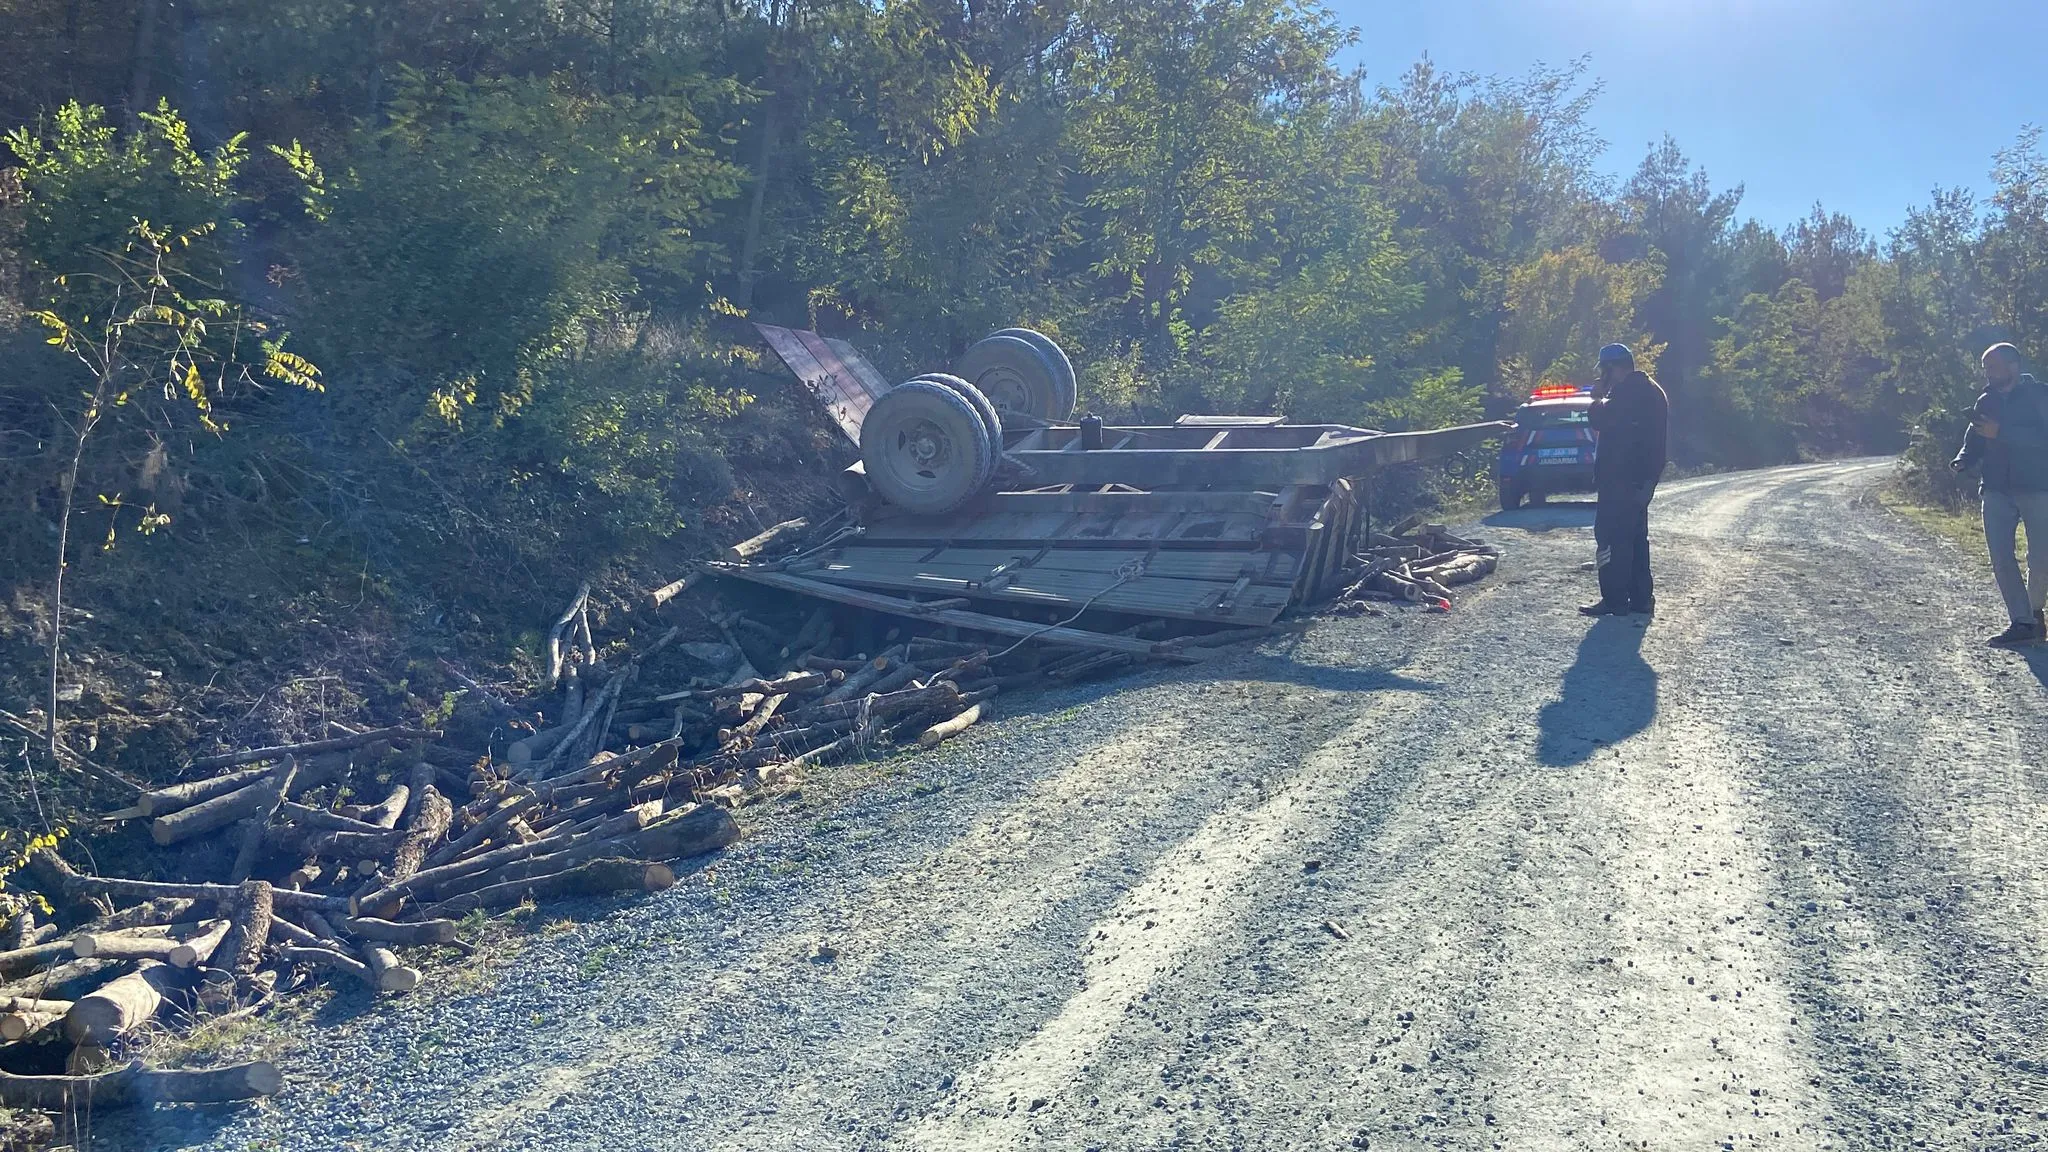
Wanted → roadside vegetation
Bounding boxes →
[0,0,2043,833]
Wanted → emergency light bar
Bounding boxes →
[1529,384,1591,400]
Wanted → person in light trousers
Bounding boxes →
[1952,342,2048,646]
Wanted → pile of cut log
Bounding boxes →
[0,712,740,1124]
[1331,519,1501,610]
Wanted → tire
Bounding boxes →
[956,333,1077,422]
[859,380,995,515]
[987,328,1079,421]
[1499,479,1523,511]
[910,373,1004,489]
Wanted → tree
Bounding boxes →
[1064,0,1349,368]
[8,101,321,754]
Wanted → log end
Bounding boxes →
[63,1004,120,1047]
[243,1060,286,1096]
[69,932,100,959]
[643,863,677,893]
[375,967,423,994]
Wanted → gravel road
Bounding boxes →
[126,458,2048,1151]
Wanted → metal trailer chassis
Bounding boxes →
[739,323,1508,628]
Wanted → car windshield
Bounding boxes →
[1517,404,1591,428]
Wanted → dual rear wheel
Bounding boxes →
[859,329,1075,514]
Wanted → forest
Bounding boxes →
[1,0,2044,689]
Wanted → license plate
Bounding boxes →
[1536,448,1579,463]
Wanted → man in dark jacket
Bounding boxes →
[1951,342,2048,646]
[1581,343,1670,618]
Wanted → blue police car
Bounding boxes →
[1498,384,1598,510]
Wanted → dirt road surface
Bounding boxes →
[141,459,2048,1151]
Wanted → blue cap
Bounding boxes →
[1598,343,1634,367]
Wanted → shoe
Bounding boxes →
[1988,622,2041,647]
[1579,601,1622,617]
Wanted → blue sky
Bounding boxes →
[1333,0,2046,238]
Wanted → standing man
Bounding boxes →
[1581,343,1670,618]
[1951,342,2048,646]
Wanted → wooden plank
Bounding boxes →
[793,558,1292,626]
[822,545,1299,584]
[754,323,874,444]
[822,336,894,401]
[705,567,1198,657]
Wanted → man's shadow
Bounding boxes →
[2023,645,2048,691]
[1536,616,1658,765]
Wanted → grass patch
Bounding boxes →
[148,984,332,1070]
[1877,490,2027,568]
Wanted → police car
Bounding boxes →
[1497,383,1598,510]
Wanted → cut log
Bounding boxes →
[797,655,869,674]
[338,917,457,947]
[792,731,859,767]
[0,940,71,980]
[426,808,738,905]
[584,801,665,842]
[265,916,317,947]
[521,673,625,780]
[186,727,441,773]
[214,881,273,978]
[0,1009,61,1042]
[0,958,124,1004]
[648,570,702,611]
[906,637,984,662]
[64,961,188,1045]
[426,858,677,918]
[362,947,421,993]
[69,923,188,962]
[387,786,453,886]
[724,517,810,564]
[424,791,537,870]
[228,758,297,884]
[545,582,592,692]
[136,765,275,819]
[812,649,905,707]
[277,945,374,987]
[0,996,73,1015]
[796,682,963,726]
[149,773,281,846]
[917,703,984,749]
[296,828,406,860]
[0,1059,284,1109]
[0,909,40,952]
[41,856,350,915]
[361,782,411,830]
[167,920,232,969]
[354,828,576,917]
[505,725,569,766]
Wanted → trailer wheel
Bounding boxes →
[859,380,995,515]
[987,328,1079,420]
[957,332,1077,422]
[911,373,1004,489]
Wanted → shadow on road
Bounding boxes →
[2021,645,2048,691]
[1483,502,1597,533]
[1536,615,1657,765]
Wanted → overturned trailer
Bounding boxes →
[714,324,1508,632]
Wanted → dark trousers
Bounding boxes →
[1595,492,1653,608]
